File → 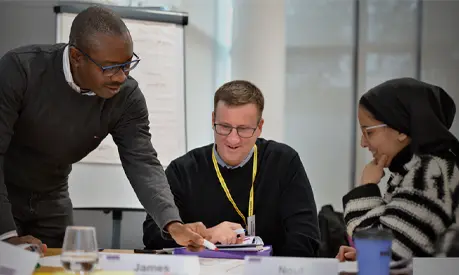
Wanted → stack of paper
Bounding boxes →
[216,236,265,251]
[173,236,272,259]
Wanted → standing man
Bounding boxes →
[143,80,320,257]
[0,6,205,248]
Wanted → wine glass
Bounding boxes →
[60,226,99,274]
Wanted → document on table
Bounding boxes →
[199,258,244,275]
[216,236,265,251]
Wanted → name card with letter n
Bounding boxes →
[243,256,338,275]
[98,253,200,275]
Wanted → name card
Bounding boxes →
[0,241,40,275]
[243,256,338,275]
[99,253,200,275]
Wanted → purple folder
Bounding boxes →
[173,245,272,259]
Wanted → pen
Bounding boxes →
[203,239,218,251]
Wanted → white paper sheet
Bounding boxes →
[216,236,265,251]
[199,258,244,275]
[0,242,40,275]
[338,261,357,273]
[38,255,62,267]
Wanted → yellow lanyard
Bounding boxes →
[212,144,257,227]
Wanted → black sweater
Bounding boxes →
[0,44,181,236]
[143,138,320,257]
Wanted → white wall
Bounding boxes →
[231,0,286,142]
[284,0,355,211]
[180,0,217,149]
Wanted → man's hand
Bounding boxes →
[4,235,47,256]
[336,246,356,262]
[166,221,206,250]
[361,155,388,185]
[206,221,244,245]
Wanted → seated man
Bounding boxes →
[143,80,320,257]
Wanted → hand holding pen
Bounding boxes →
[204,222,245,246]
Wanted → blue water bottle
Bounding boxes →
[353,227,393,275]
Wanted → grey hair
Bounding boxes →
[69,5,129,51]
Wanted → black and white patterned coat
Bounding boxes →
[343,154,459,260]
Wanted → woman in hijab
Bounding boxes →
[337,77,459,261]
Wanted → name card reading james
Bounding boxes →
[243,256,338,275]
[98,253,200,275]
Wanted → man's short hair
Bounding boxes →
[214,80,264,118]
[69,5,129,51]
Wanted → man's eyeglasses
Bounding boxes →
[361,124,387,139]
[70,45,140,77]
[214,123,259,138]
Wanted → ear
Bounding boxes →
[397,133,408,142]
[257,118,264,134]
[212,111,215,126]
[69,47,83,67]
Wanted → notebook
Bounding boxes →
[173,245,272,259]
[216,236,265,251]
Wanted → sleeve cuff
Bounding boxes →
[343,184,382,206]
[0,230,18,241]
[161,220,183,240]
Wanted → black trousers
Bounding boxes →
[7,184,74,248]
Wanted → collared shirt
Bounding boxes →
[63,45,95,96]
[213,145,254,169]
[0,230,17,241]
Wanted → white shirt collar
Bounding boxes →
[213,145,254,169]
[63,45,95,96]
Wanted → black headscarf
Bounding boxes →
[359,77,459,162]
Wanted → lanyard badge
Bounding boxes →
[212,144,257,235]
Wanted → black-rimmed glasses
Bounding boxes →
[70,45,140,77]
[214,123,259,138]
